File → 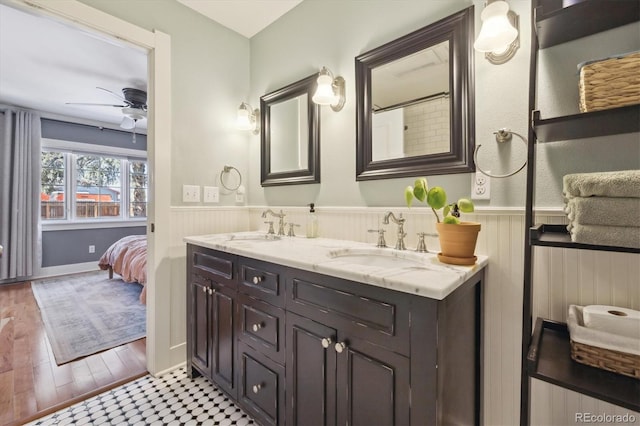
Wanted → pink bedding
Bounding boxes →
[98,234,147,303]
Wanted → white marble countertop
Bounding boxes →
[184,231,488,300]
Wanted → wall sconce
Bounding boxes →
[474,0,519,65]
[236,102,260,134]
[312,66,346,111]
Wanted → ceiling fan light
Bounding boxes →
[120,116,136,130]
[122,107,146,121]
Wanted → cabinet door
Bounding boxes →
[190,276,211,377]
[211,281,237,397]
[335,337,410,426]
[286,312,337,426]
[238,341,285,426]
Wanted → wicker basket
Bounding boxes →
[579,51,640,112]
[570,340,640,379]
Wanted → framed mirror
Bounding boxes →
[261,74,320,186]
[355,6,475,180]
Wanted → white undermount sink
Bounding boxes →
[228,233,281,242]
[327,248,428,268]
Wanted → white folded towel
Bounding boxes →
[563,170,640,199]
[565,197,640,227]
[569,223,640,249]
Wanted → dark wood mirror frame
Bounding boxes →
[261,74,320,187]
[355,6,475,181]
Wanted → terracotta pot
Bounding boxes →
[436,221,481,264]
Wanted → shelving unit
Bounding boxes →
[521,1,640,424]
[527,319,640,412]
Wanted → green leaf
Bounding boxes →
[404,186,414,207]
[458,198,475,213]
[427,187,447,210]
[443,215,460,224]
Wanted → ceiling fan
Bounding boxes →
[66,86,147,133]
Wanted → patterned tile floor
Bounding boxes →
[28,368,256,426]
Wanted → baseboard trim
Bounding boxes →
[34,262,100,280]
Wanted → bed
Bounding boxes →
[98,234,147,304]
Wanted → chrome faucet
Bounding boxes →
[261,209,286,236]
[382,212,406,250]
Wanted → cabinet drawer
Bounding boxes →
[191,247,235,287]
[286,269,411,356]
[237,293,285,364]
[239,258,283,307]
[238,342,285,426]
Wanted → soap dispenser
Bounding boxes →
[306,203,318,238]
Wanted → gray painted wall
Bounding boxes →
[42,118,147,150]
[247,0,639,208]
[78,0,252,207]
[73,0,639,210]
[41,118,147,267]
[42,226,146,267]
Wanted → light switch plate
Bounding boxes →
[182,185,200,202]
[203,186,219,203]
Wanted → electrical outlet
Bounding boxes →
[235,193,244,203]
[182,185,200,202]
[89,245,95,254]
[471,171,491,200]
[203,186,219,203]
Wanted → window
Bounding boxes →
[40,139,147,223]
[41,151,66,220]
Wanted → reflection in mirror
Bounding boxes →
[270,94,309,172]
[261,74,320,186]
[356,6,475,180]
[371,41,450,161]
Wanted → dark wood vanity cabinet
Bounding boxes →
[187,244,484,426]
[187,245,237,398]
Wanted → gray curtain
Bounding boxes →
[0,110,42,281]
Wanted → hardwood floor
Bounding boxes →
[0,280,147,426]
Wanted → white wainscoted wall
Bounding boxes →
[170,205,640,425]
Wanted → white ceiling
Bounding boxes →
[177,0,302,38]
[0,1,301,130]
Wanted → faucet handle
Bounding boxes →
[416,232,428,253]
[264,221,275,235]
[286,223,300,237]
[368,229,387,248]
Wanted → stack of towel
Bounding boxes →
[563,170,640,249]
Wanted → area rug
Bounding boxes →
[31,271,146,365]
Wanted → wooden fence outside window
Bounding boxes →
[41,201,121,219]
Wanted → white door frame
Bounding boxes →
[4,0,173,375]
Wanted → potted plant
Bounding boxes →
[404,178,480,265]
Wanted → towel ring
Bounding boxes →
[220,165,242,191]
[473,128,528,179]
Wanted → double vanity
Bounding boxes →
[185,231,487,426]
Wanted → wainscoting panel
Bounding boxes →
[169,207,249,351]
[169,206,638,425]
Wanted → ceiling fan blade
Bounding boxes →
[120,116,136,130]
[96,86,126,101]
[66,102,126,107]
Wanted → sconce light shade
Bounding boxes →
[474,1,519,64]
[236,102,260,134]
[312,67,346,112]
